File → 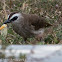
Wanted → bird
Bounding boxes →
[0,12,52,43]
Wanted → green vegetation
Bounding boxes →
[0,0,62,45]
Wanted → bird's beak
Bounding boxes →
[0,24,7,30]
[3,19,10,24]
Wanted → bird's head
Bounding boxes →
[4,12,21,24]
[0,12,22,30]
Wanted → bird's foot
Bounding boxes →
[21,41,28,44]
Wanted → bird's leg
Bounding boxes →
[35,33,45,44]
[22,38,27,44]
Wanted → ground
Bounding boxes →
[0,0,62,45]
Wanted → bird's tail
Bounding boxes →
[45,23,52,27]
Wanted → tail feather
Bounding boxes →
[45,23,52,27]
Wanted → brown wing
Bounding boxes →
[22,13,52,30]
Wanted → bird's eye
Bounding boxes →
[11,16,18,21]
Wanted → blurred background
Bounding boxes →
[0,0,62,45]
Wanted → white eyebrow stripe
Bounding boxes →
[8,15,10,18]
[9,13,20,20]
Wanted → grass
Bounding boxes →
[0,0,62,45]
